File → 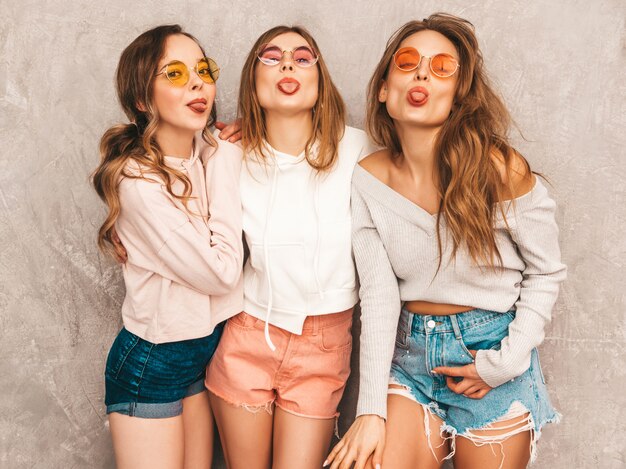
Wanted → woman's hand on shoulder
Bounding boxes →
[324,414,385,469]
[215,119,242,143]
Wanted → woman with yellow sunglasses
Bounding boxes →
[92,25,243,468]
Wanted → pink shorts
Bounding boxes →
[206,308,353,419]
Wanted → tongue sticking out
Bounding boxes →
[410,91,427,103]
[278,82,299,94]
[188,103,207,113]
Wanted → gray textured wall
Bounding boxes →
[1,0,624,468]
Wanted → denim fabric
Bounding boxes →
[390,308,558,434]
[105,324,223,419]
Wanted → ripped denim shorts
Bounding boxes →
[389,307,559,463]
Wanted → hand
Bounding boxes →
[111,228,128,264]
[215,119,242,143]
[432,350,493,399]
[324,414,385,469]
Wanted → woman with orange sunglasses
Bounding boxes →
[326,13,566,469]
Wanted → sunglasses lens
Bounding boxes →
[258,45,282,65]
[430,54,458,77]
[394,47,421,71]
[197,58,220,83]
[292,47,318,67]
[165,61,189,86]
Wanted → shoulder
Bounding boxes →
[357,149,393,184]
[202,132,243,173]
[491,148,535,200]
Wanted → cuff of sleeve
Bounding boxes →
[474,348,532,389]
[356,393,387,420]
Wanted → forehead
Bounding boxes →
[160,34,204,65]
[267,32,312,50]
[399,30,458,58]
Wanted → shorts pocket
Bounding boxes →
[457,312,513,357]
[227,312,260,331]
[320,319,352,352]
[394,311,410,350]
[106,328,140,379]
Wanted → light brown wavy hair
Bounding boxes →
[92,24,217,259]
[367,13,532,269]
[238,25,345,171]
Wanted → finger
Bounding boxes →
[451,378,475,395]
[214,121,226,130]
[468,349,478,358]
[228,131,242,143]
[462,384,482,396]
[371,440,385,469]
[432,365,469,378]
[324,440,344,466]
[339,449,357,469]
[330,444,349,469]
[468,388,491,399]
[354,454,369,469]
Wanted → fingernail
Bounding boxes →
[376,465,381,469]
[322,460,329,467]
[431,370,438,374]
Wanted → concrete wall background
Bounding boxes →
[1,0,624,467]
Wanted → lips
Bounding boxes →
[407,86,429,106]
[187,98,208,113]
[277,78,301,95]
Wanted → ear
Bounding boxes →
[378,81,388,103]
[136,101,147,113]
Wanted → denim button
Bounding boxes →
[427,320,436,329]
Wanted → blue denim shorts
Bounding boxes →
[390,308,558,448]
[105,324,223,419]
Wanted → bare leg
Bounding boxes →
[378,388,449,469]
[209,391,273,469]
[453,413,531,469]
[109,412,184,469]
[272,406,335,469]
[182,390,214,469]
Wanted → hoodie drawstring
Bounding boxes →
[263,163,279,351]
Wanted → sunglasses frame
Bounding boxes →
[156,57,220,86]
[256,43,320,68]
[393,47,460,78]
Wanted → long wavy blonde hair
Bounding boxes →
[367,13,532,268]
[92,25,216,259]
[238,25,345,172]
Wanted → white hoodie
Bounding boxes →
[240,126,375,349]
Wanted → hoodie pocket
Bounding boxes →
[248,243,308,312]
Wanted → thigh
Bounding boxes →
[453,414,531,469]
[272,406,335,469]
[382,393,448,469]
[208,391,273,469]
[109,412,184,469]
[182,390,213,469]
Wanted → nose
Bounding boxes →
[415,56,430,81]
[189,68,204,90]
[280,51,295,72]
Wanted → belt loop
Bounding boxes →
[312,315,320,335]
[450,314,463,340]
[406,310,414,336]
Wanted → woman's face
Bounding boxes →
[254,32,319,116]
[152,34,216,142]
[380,29,459,129]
